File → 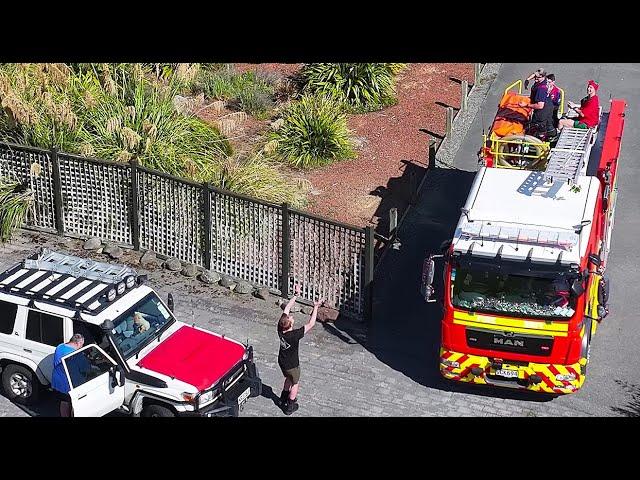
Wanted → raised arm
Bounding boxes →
[304,299,324,334]
[283,284,301,315]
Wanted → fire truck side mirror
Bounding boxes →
[588,253,602,267]
[570,279,585,297]
[421,254,443,303]
[440,239,452,253]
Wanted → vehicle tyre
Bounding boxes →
[141,404,175,417]
[1,364,40,405]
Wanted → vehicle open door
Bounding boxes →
[62,344,126,417]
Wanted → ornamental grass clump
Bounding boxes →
[0,63,308,205]
[0,177,34,242]
[189,66,277,117]
[0,63,231,178]
[214,153,308,208]
[300,63,406,113]
[268,94,355,169]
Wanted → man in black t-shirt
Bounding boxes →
[277,284,323,415]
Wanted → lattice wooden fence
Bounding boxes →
[0,141,374,321]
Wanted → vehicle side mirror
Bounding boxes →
[439,239,452,253]
[571,279,585,297]
[588,254,601,267]
[421,254,443,303]
[167,293,174,312]
[100,320,115,332]
[117,366,126,387]
[109,366,118,388]
[110,366,126,388]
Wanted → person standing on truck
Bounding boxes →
[558,80,600,130]
[277,284,323,415]
[546,74,562,127]
[524,68,547,92]
[519,69,554,137]
[51,333,84,417]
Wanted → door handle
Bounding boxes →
[23,348,32,353]
[78,394,87,400]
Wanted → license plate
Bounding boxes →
[238,387,251,407]
[495,369,518,379]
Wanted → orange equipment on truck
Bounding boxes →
[479,80,567,170]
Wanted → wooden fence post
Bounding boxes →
[129,159,140,250]
[363,226,375,326]
[389,208,398,236]
[281,202,291,298]
[428,136,437,169]
[446,107,454,137]
[461,80,469,111]
[50,147,64,235]
[474,63,482,86]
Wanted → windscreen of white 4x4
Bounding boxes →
[111,293,175,358]
[451,261,577,320]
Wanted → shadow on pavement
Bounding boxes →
[611,380,640,417]
[364,166,554,404]
[260,383,282,408]
[1,389,61,417]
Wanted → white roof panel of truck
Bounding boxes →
[452,167,600,265]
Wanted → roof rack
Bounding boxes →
[0,248,138,315]
[544,127,594,185]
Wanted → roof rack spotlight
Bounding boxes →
[106,288,117,302]
[125,275,136,289]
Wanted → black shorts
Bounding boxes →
[280,366,301,384]
[52,390,71,403]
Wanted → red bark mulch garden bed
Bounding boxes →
[199,63,475,228]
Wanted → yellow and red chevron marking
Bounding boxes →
[440,348,586,395]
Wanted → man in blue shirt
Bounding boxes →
[52,333,84,417]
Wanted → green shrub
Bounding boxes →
[269,94,355,169]
[300,63,405,113]
[0,177,33,242]
[236,86,275,119]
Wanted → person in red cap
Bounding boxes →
[558,80,600,130]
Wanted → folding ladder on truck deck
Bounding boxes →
[544,127,594,185]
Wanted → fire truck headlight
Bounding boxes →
[555,373,576,382]
[441,359,460,368]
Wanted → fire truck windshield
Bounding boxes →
[450,261,577,320]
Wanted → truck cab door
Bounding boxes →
[62,344,125,417]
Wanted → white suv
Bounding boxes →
[0,249,261,417]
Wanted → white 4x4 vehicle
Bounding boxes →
[0,249,261,417]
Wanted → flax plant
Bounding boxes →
[268,94,355,169]
[300,63,406,113]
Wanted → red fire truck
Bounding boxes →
[421,99,625,394]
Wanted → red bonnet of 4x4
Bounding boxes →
[137,326,246,390]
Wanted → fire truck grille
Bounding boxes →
[465,327,554,357]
